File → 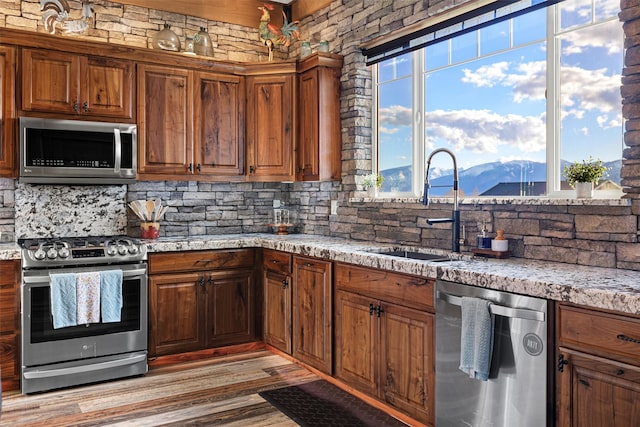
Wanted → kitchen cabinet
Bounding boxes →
[0,45,16,177]
[148,249,256,357]
[138,65,245,179]
[296,53,342,181]
[245,73,295,181]
[292,255,332,374]
[21,48,133,119]
[262,249,292,353]
[557,305,640,426]
[334,263,435,425]
[0,260,20,391]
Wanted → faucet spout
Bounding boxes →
[423,148,461,252]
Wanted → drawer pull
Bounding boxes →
[617,334,640,345]
[617,369,625,376]
[271,260,279,264]
[195,259,212,264]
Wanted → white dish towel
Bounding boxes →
[76,271,101,325]
[459,296,495,381]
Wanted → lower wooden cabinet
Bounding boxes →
[292,255,332,374]
[0,259,20,391]
[334,263,435,425]
[148,249,256,357]
[262,249,292,354]
[557,304,640,426]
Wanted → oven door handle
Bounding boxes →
[23,353,147,379]
[23,268,147,284]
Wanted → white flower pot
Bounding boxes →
[575,182,593,199]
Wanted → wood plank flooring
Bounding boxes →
[0,350,319,426]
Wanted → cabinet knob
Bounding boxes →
[83,101,89,112]
[73,100,79,112]
[281,279,288,289]
[249,165,255,174]
[617,369,625,376]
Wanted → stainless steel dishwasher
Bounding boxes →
[435,280,549,427]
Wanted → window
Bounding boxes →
[373,0,623,197]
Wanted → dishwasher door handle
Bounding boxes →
[437,291,546,322]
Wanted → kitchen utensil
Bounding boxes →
[146,200,155,221]
[156,206,169,221]
[153,199,162,221]
[128,202,145,221]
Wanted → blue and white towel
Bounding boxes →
[76,271,101,325]
[100,269,123,323]
[50,272,77,329]
[459,296,495,381]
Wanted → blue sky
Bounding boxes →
[377,0,623,178]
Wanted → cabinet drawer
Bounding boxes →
[334,263,434,311]
[559,305,640,363]
[149,249,254,274]
[262,249,292,274]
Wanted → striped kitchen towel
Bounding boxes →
[76,271,101,325]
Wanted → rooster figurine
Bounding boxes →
[258,3,300,61]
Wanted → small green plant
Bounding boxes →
[362,173,384,190]
[562,157,609,188]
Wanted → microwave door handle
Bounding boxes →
[114,128,122,173]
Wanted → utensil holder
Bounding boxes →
[140,222,160,239]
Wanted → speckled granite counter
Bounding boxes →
[4,234,639,315]
[144,233,640,316]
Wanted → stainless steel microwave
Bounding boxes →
[19,117,137,185]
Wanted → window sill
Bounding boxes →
[349,195,631,207]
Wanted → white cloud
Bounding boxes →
[561,21,622,56]
[461,62,509,87]
[425,109,545,154]
[378,104,412,126]
[379,126,399,135]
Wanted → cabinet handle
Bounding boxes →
[617,369,625,376]
[197,276,205,287]
[188,163,194,173]
[282,279,288,289]
[376,305,384,318]
[197,163,201,172]
[304,262,314,267]
[195,259,212,265]
[557,354,569,373]
[617,334,640,344]
[207,276,214,286]
[369,303,375,316]
[83,101,89,112]
[249,165,255,174]
[73,100,79,112]
[297,165,302,173]
[270,259,279,264]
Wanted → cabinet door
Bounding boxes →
[22,48,80,114]
[149,273,204,356]
[297,68,319,180]
[263,269,292,353]
[0,260,19,391]
[205,269,255,347]
[334,290,378,395]
[380,302,434,423]
[194,72,244,177]
[83,56,133,119]
[292,256,332,374]
[557,348,640,427]
[0,46,15,177]
[246,74,294,181]
[137,64,193,176]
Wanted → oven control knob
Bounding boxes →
[58,247,70,258]
[117,245,128,255]
[34,248,46,260]
[128,245,139,255]
[106,245,118,256]
[46,247,58,259]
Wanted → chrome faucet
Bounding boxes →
[422,148,461,253]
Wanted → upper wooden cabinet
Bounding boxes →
[296,53,342,181]
[137,63,194,176]
[245,73,295,181]
[138,64,245,180]
[0,46,16,177]
[21,48,133,120]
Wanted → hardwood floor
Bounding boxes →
[0,350,319,426]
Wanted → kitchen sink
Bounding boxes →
[377,250,451,262]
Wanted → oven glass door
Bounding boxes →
[22,264,147,367]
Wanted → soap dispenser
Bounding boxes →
[476,222,492,249]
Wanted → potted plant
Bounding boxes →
[362,173,384,196]
[562,157,609,198]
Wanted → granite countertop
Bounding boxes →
[4,234,640,315]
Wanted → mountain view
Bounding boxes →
[379,160,622,196]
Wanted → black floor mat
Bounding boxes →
[259,380,408,427]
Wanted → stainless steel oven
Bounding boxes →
[20,237,148,394]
